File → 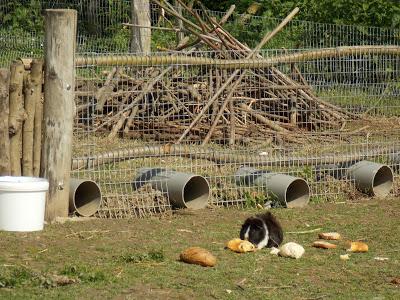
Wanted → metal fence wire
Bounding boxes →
[1,1,399,217]
[72,48,400,218]
[1,0,399,66]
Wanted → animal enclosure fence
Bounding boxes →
[1,2,399,218]
[72,47,400,218]
[1,0,399,67]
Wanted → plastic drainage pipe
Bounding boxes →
[347,160,393,197]
[235,167,310,208]
[69,179,102,217]
[132,168,210,209]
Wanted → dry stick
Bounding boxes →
[201,75,242,145]
[122,23,181,32]
[180,7,299,144]
[8,60,25,176]
[107,110,131,140]
[238,103,288,133]
[95,67,117,112]
[33,60,44,177]
[0,69,11,175]
[95,66,172,131]
[123,105,139,134]
[229,90,236,145]
[153,0,221,51]
[174,4,236,51]
[286,228,321,234]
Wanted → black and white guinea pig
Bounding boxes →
[240,211,283,249]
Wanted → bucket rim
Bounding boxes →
[0,176,49,192]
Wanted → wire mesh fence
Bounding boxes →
[72,48,400,217]
[1,1,399,66]
[1,1,399,217]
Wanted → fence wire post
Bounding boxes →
[41,9,77,222]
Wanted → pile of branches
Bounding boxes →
[74,0,359,145]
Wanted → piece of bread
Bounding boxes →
[279,242,305,259]
[312,241,337,249]
[340,254,350,260]
[318,232,341,240]
[347,241,368,253]
[180,247,217,267]
[226,238,256,253]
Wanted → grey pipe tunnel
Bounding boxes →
[132,168,210,210]
[235,167,310,208]
[347,160,393,197]
[69,178,102,216]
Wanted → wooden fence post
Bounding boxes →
[33,59,44,177]
[23,59,43,176]
[8,61,25,176]
[41,9,77,222]
[0,69,11,175]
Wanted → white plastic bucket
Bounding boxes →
[0,176,49,232]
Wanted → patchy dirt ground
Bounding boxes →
[0,197,399,299]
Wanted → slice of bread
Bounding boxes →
[318,232,341,240]
[312,240,337,249]
[347,241,368,253]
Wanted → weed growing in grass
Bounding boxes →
[60,265,106,283]
[120,250,165,264]
[0,266,43,289]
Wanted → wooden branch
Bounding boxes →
[0,68,11,175]
[95,67,117,112]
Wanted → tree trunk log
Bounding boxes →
[131,0,151,54]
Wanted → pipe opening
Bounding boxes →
[182,176,210,209]
[372,166,393,197]
[285,179,310,208]
[73,181,101,216]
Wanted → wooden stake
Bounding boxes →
[22,59,42,176]
[8,60,25,176]
[33,60,44,177]
[41,9,77,221]
[0,69,11,175]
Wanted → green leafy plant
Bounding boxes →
[120,250,165,264]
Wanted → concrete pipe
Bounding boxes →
[132,168,210,210]
[69,178,102,216]
[347,160,393,197]
[235,167,310,208]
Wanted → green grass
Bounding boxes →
[0,197,399,299]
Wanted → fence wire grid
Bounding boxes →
[71,48,400,218]
[1,1,399,217]
[1,0,399,66]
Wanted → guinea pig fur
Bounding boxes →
[240,211,283,249]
